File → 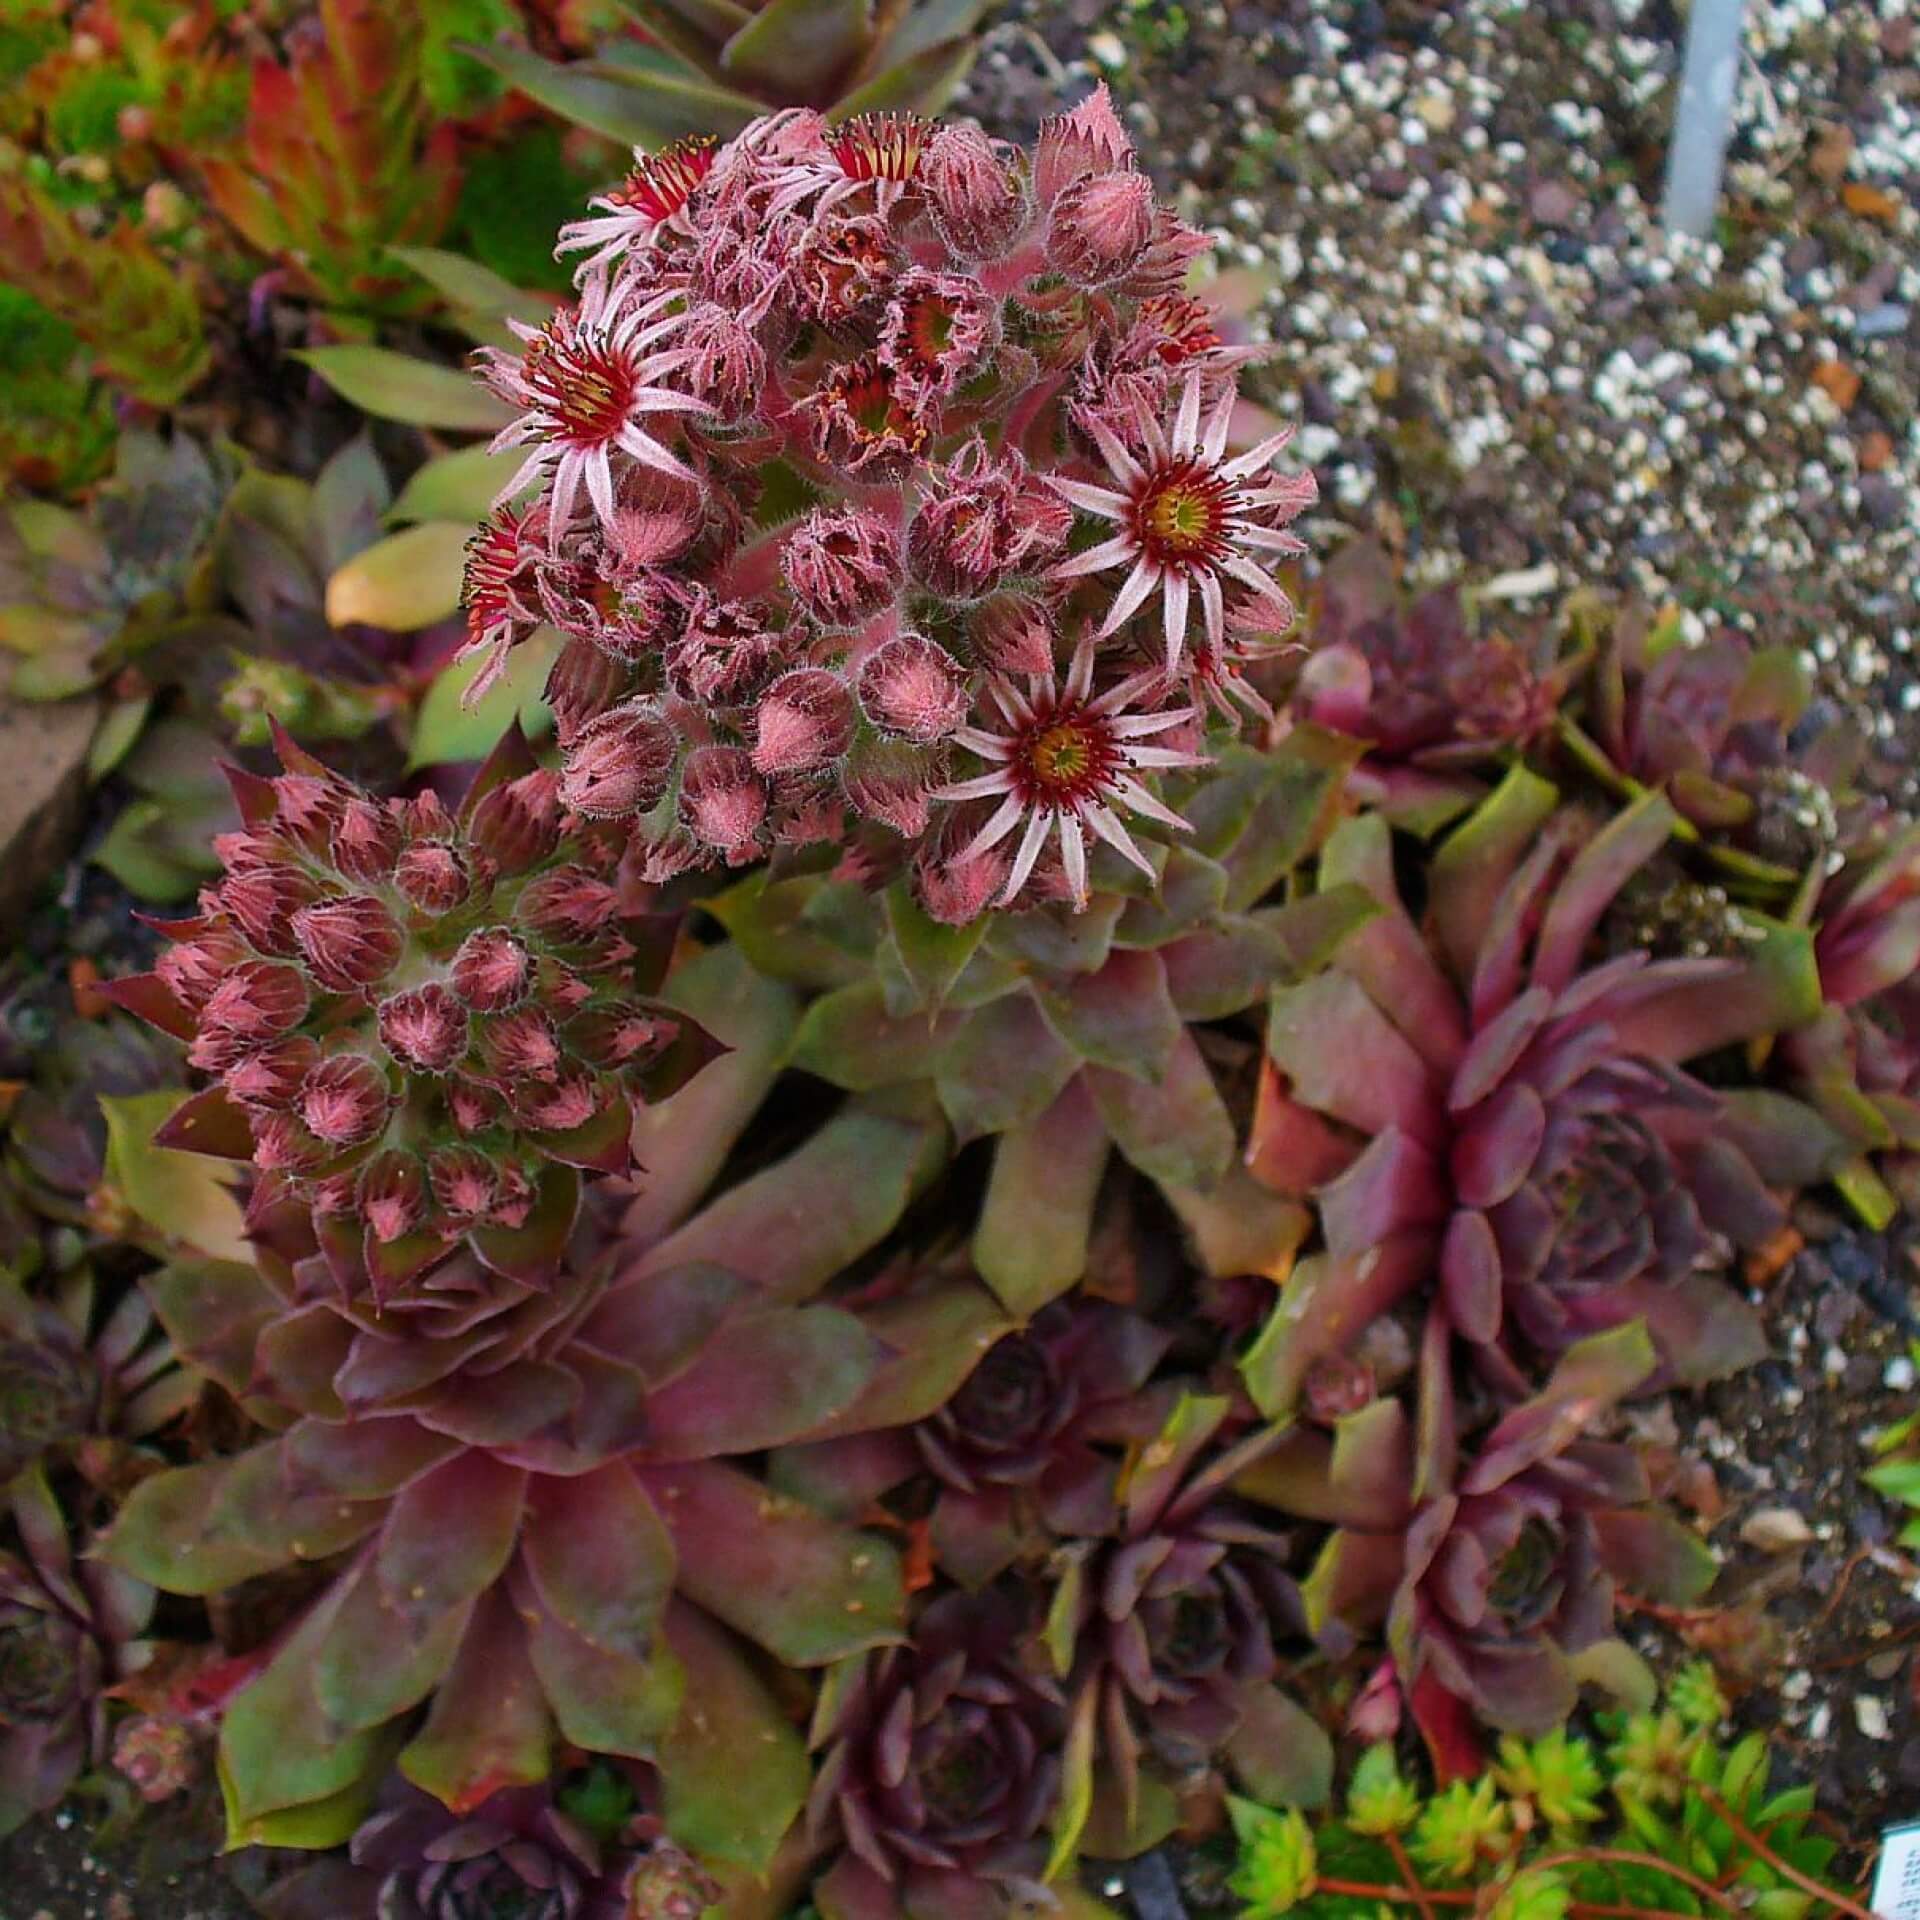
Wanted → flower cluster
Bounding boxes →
[461,91,1315,914]
[105,728,711,1298]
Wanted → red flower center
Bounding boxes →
[520,320,640,449]
[1010,703,1121,810]
[828,113,930,182]
[608,136,716,222]
[1131,458,1236,567]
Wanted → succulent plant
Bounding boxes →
[459,88,1314,909]
[194,0,462,313]
[807,1584,1065,1920]
[0,284,116,492]
[0,153,209,407]
[105,728,718,1299]
[1293,541,1576,834]
[0,1463,153,1836]
[259,1778,666,1920]
[1042,1394,1326,1860]
[1243,775,1832,1399]
[470,0,993,156]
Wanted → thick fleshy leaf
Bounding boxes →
[218,1584,392,1841]
[1246,1061,1362,1196]
[625,943,800,1248]
[989,894,1128,977]
[471,1164,580,1284]
[390,246,553,329]
[375,1451,526,1627]
[1428,763,1560,986]
[1160,916,1295,1022]
[519,1565,686,1758]
[1218,729,1364,911]
[388,443,528,524]
[521,1463,675,1661]
[283,1418,460,1501]
[635,1460,905,1665]
[415,1360,583,1447]
[635,1305,882,1458]
[149,1083,254,1157]
[312,1556,472,1734]
[789,980,960,1090]
[1299,1528,1404,1638]
[636,1102,945,1303]
[1591,1506,1718,1605]
[1318,1128,1448,1260]
[973,1078,1110,1316]
[400,1585,555,1812]
[1266,974,1443,1147]
[706,872,868,990]
[144,1258,275,1398]
[721,0,868,94]
[1123,1394,1230,1534]
[778,1282,1010,1442]
[579,1262,751,1389]
[655,1601,811,1875]
[1464,1322,1657,1492]
[101,1091,250,1261]
[1530,790,1676,994]
[405,631,560,774]
[1240,1234,1435,1419]
[881,879,990,1014]
[325,521,468,632]
[1225,1685,1333,1809]
[1607,917,1822,1063]
[935,990,1081,1140]
[831,34,977,116]
[1321,815,1465,1074]
[1162,1165,1312,1283]
[1034,948,1181,1080]
[464,41,762,146]
[292,347,512,432]
[1236,1398,1413,1530]
[102,1441,381,1594]
[1086,1031,1235,1190]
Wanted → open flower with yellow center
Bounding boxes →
[556,135,718,275]
[934,632,1205,907]
[1049,372,1315,670]
[481,273,709,541]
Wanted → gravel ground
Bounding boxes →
[964,0,1920,1865]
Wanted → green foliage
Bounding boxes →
[1223,1674,1854,1920]
[1866,1342,1920,1548]
[0,284,114,490]
[451,125,598,294]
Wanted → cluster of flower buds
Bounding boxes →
[105,730,708,1297]
[463,91,1316,917]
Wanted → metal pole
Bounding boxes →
[1661,0,1749,238]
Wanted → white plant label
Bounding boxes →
[1874,1821,1920,1920]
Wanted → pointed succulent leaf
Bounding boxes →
[325,521,470,632]
[1530,791,1677,993]
[706,873,868,990]
[1464,1322,1658,1492]
[883,878,989,1014]
[636,1102,945,1302]
[1267,973,1443,1147]
[1123,1393,1231,1534]
[399,1584,555,1811]
[101,1092,251,1262]
[655,1600,811,1875]
[1429,763,1561,985]
[831,35,976,115]
[722,0,870,95]
[633,1305,883,1458]
[1225,1685,1334,1810]
[312,1556,473,1734]
[144,1258,275,1399]
[1162,1166,1312,1283]
[1085,1030,1235,1190]
[973,1078,1110,1316]
[103,1441,382,1594]
[1590,1507,1718,1606]
[521,1463,676,1661]
[788,980,960,1090]
[519,1568,687,1758]
[1221,728,1364,910]
[1034,948,1182,1080]
[935,990,1082,1140]
[988,895,1128,977]
[635,1460,905,1664]
[1607,915,1822,1063]
[293,347,513,432]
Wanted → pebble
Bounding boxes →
[1857,1695,1895,1741]
[1740,1505,1815,1551]
[1887,1354,1917,1391]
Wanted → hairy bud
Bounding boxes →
[560,701,679,818]
[292,895,403,993]
[377,985,471,1074]
[858,632,969,742]
[753,668,857,775]
[1046,168,1156,288]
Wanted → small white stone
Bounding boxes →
[1856,1695,1893,1742]
[1887,1355,1917,1391]
[1088,31,1127,68]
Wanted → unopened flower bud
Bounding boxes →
[545,635,634,747]
[377,984,471,1074]
[427,1145,499,1222]
[292,895,403,993]
[199,962,310,1044]
[969,594,1059,676]
[467,770,563,873]
[394,842,473,915]
[519,867,620,944]
[271,773,349,852]
[1034,83,1134,206]
[358,1151,427,1244]
[560,701,678,818]
[299,1054,393,1148]
[250,1110,328,1174]
[679,746,768,853]
[1046,168,1156,288]
[858,632,968,743]
[330,796,403,881]
[844,740,938,837]
[449,929,533,1011]
[218,863,318,956]
[783,508,902,631]
[921,124,1027,259]
[567,1006,673,1071]
[447,1077,504,1135]
[666,594,785,706]
[480,1007,564,1080]
[156,929,248,1013]
[681,304,767,423]
[753,669,856,775]
[223,1035,319,1109]
[512,1070,601,1133]
[916,839,1009,925]
[113,1718,194,1804]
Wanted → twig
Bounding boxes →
[1530,1845,1744,1915]
[1694,1786,1879,1920]
[1384,1830,1441,1920]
